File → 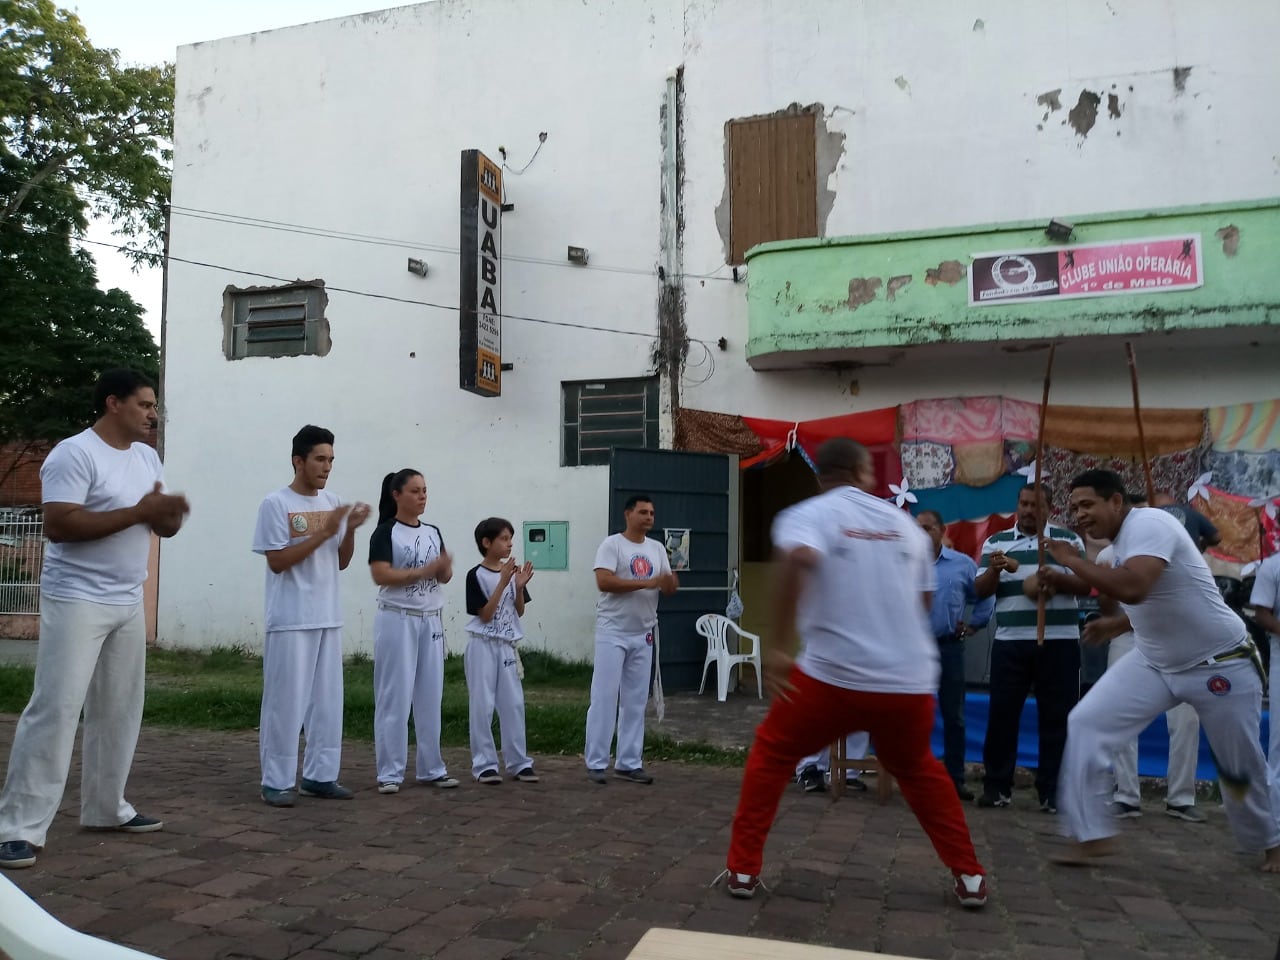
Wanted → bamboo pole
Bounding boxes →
[1034,344,1057,646]
[1125,342,1156,504]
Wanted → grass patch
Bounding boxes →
[0,647,742,766]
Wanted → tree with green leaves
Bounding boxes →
[0,0,169,469]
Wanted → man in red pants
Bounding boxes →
[719,438,988,907]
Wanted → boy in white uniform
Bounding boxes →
[464,517,537,784]
[1044,469,1280,870]
[584,494,678,785]
[0,369,188,870]
[253,425,370,807]
[1247,552,1280,821]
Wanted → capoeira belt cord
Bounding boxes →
[510,640,525,680]
[1204,642,1267,691]
[651,624,665,723]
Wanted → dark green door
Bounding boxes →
[608,448,735,691]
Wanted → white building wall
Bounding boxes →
[160,0,1280,656]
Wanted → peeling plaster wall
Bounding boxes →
[679,0,1280,418]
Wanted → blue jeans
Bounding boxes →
[937,639,967,784]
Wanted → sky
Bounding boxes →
[67,0,402,339]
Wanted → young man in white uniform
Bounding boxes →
[0,369,189,870]
[720,439,988,907]
[253,425,370,806]
[1247,552,1280,822]
[1088,542,1203,823]
[1044,469,1280,870]
[584,495,678,785]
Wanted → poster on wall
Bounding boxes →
[663,528,691,571]
[969,234,1203,307]
[459,149,503,396]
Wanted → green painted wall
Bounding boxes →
[744,199,1280,366]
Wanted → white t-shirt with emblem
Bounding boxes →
[1110,506,1247,671]
[773,485,938,694]
[252,486,346,633]
[367,518,446,614]
[40,428,164,605]
[464,563,531,641]
[1249,554,1280,646]
[593,533,671,636]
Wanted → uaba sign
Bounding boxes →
[460,150,503,396]
[969,235,1202,307]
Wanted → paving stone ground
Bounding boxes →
[3,697,1280,960]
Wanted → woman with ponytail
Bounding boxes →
[367,469,457,792]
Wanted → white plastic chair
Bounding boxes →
[695,613,763,701]
[0,873,164,960]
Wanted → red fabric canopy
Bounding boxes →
[741,408,902,497]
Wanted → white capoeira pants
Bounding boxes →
[260,627,344,790]
[464,635,532,778]
[373,607,447,784]
[0,597,144,846]
[1269,635,1280,825]
[1060,647,1279,852]
[1107,632,1200,807]
[796,731,871,780]
[585,629,653,772]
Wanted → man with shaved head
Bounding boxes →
[717,438,988,908]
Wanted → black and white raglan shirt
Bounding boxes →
[464,564,531,642]
[368,519,446,614]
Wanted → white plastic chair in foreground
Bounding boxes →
[695,613,763,702]
[0,873,164,960]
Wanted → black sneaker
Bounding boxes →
[0,840,37,870]
[1039,797,1058,815]
[299,779,354,800]
[955,782,975,802]
[116,814,163,833]
[419,775,460,789]
[976,791,1011,808]
[614,768,654,784]
[846,777,868,793]
[515,767,540,783]
[799,764,826,793]
[477,769,502,785]
[261,786,296,807]
[1108,800,1141,818]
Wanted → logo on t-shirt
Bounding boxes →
[290,513,309,534]
[1207,675,1231,696]
[629,555,654,578]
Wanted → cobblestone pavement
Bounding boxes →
[2,706,1279,960]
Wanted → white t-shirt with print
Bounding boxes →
[1249,553,1280,645]
[1094,545,1135,644]
[465,563,530,642]
[40,428,164,605]
[368,518,446,613]
[593,533,670,636]
[1111,507,1247,671]
[773,485,938,694]
[252,486,346,633]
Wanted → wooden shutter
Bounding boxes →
[728,113,818,264]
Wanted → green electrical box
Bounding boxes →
[523,521,569,571]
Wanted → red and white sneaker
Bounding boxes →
[954,873,987,908]
[726,871,761,899]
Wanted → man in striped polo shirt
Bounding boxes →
[975,485,1090,812]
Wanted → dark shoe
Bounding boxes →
[476,769,503,785]
[954,873,988,908]
[116,814,163,833]
[377,782,400,795]
[721,869,762,899]
[0,840,37,869]
[1039,797,1058,815]
[1166,803,1206,823]
[419,775,460,789]
[299,779,353,800]
[515,767,540,783]
[976,792,1011,808]
[614,767,654,784]
[587,768,608,784]
[799,764,826,793]
[1109,800,1141,819]
[955,782,975,802]
[261,786,296,807]
[846,777,868,793]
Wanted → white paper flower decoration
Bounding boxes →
[1187,472,1213,503]
[1016,461,1037,485]
[1249,496,1279,521]
[888,480,918,509]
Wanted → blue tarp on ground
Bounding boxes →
[930,692,1271,782]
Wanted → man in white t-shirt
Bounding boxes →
[1247,552,1280,822]
[1043,469,1280,870]
[584,494,678,785]
[0,369,189,870]
[718,439,988,908]
[252,425,370,807]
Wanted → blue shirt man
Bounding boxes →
[917,511,992,800]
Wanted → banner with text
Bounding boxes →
[969,234,1202,307]
[459,149,503,396]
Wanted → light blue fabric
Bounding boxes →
[930,547,994,635]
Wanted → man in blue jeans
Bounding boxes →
[917,511,993,800]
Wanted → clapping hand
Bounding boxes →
[348,502,372,528]
[514,561,534,589]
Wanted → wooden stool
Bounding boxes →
[829,737,894,804]
[627,927,923,959]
